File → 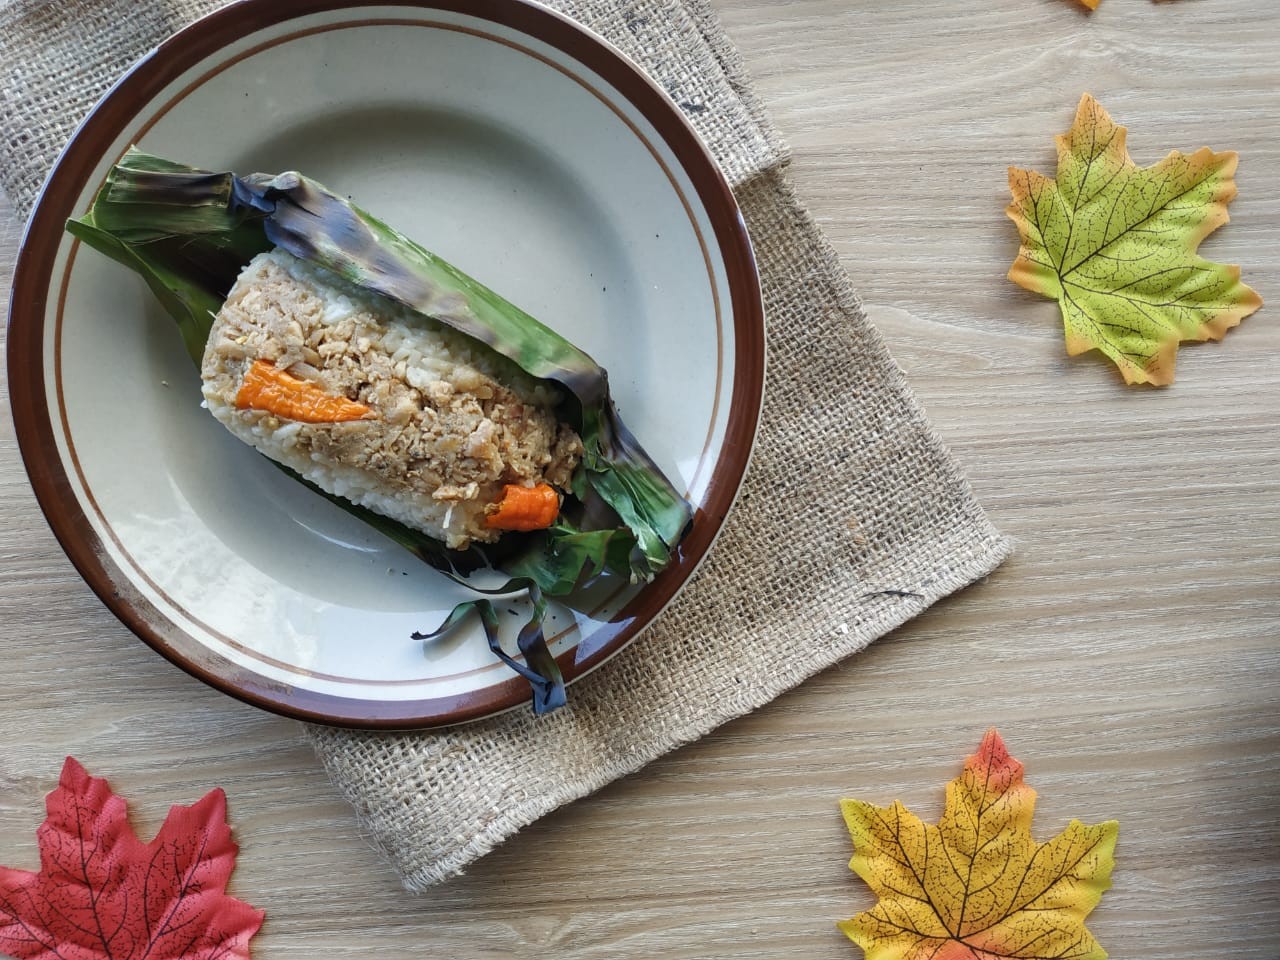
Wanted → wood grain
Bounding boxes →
[1,0,1277,957]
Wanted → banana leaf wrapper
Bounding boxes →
[65,149,693,714]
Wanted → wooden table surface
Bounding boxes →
[2,0,1277,957]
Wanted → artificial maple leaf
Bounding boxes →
[839,730,1118,960]
[1007,92,1261,385]
[0,757,264,960]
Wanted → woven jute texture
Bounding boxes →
[1,0,1011,890]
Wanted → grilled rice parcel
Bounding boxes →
[203,248,584,550]
[67,148,693,712]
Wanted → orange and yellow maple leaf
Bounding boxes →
[839,730,1118,960]
[1006,93,1261,385]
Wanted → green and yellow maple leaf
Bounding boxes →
[1007,93,1261,385]
[839,730,1118,960]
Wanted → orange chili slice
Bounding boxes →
[484,482,560,531]
[235,359,372,423]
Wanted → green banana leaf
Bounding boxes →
[66,148,693,714]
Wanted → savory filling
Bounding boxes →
[200,248,583,549]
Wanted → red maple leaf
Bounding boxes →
[0,758,264,960]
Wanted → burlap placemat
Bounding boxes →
[1,0,1011,890]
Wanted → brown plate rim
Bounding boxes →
[6,0,765,729]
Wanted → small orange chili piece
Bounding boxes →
[235,359,372,423]
[484,482,561,531]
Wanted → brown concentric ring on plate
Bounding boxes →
[7,0,764,729]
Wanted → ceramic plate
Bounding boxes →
[7,0,763,728]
